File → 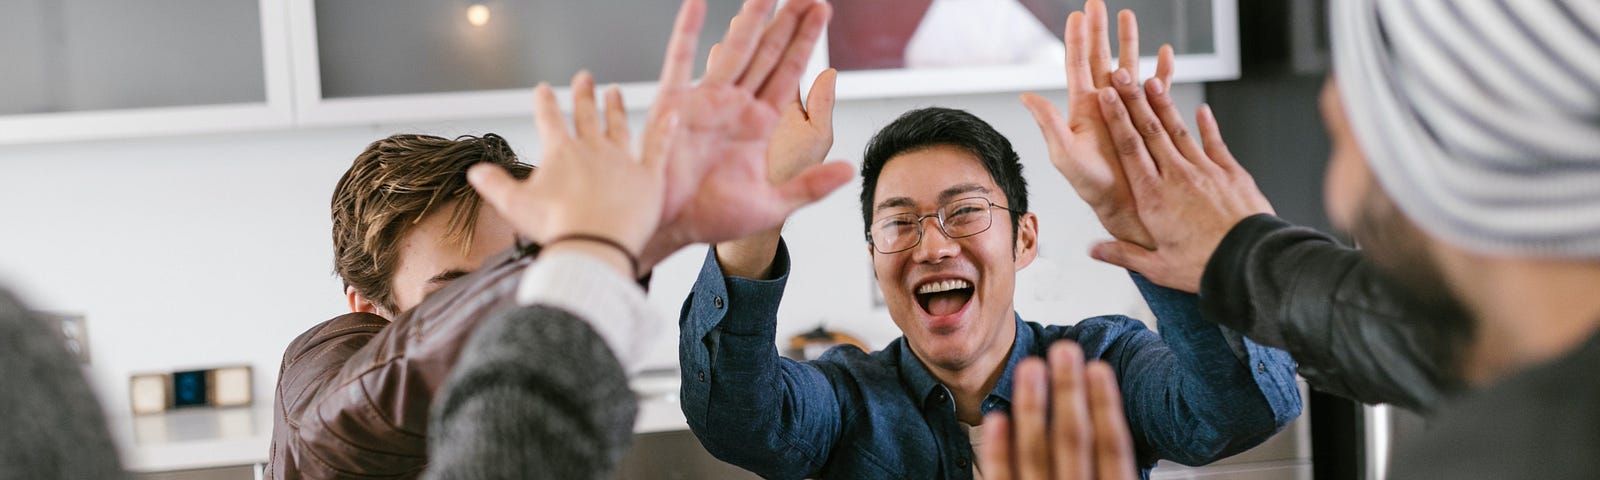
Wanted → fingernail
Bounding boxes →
[1100,88,1116,103]
[1113,69,1131,85]
[1148,79,1164,95]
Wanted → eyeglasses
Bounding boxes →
[868,197,1016,254]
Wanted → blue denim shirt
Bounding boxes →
[679,242,1300,480]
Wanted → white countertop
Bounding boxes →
[110,405,275,473]
[111,377,693,473]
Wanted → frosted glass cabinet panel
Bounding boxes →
[819,0,1237,100]
[830,0,1215,72]
[0,0,267,115]
[312,0,741,99]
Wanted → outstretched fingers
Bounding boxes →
[1086,362,1138,479]
[1087,0,1114,87]
[466,163,526,224]
[1065,11,1094,95]
[1095,87,1159,185]
[1108,70,1189,175]
[978,413,1017,480]
[755,2,831,107]
[1049,342,1093,480]
[1012,359,1052,480]
[604,85,630,145]
[737,0,808,92]
[703,0,778,86]
[658,0,706,90]
[1117,9,1139,80]
[532,83,569,145]
[571,72,601,139]
[1197,104,1243,172]
[1020,93,1075,172]
[1155,44,1175,89]
[1141,78,1209,168]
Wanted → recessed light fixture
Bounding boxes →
[466,1,491,27]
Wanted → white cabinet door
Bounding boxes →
[0,0,293,144]
[820,0,1240,100]
[287,0,741,127]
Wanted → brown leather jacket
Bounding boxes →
[267,247,535,479]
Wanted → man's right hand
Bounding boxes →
[715,68,840,280]
[637,0,855,274]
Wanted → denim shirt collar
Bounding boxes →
[899,313,1031,414]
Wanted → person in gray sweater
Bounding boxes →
[0,286,126,480]
[421,0,846,477]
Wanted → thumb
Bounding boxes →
[774,160,855,213]
[1087,240,1157,275]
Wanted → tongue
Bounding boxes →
[925,291,968,316]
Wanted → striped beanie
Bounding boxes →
[1330,0,1600,258]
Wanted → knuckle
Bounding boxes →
[1138,119,1166,137]
[1114,135,1143,156]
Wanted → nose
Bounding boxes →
[910,216,960,263]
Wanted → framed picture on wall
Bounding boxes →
[806,0,1239,100]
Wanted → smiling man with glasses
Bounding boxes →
[678,99,1300,479]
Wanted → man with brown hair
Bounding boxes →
[268,132,533,478]
[329,133,530,318]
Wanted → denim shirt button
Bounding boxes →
[956,457,969,469]
[698,370,707,382]
[934,391,947,402]
[1256,362,1267,373]
[713,295,725,309]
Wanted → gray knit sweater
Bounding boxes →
[0,286,126,480]
[423,303,638,480]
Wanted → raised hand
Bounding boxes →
[1086,72,1274,293]
[978,341,1138,480]
[767,68,838,186]
[1021,0,1173,249]
[638,0,855,271]
[468,72,677,276]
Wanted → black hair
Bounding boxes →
[859,107,1028,243]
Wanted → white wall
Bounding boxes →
[0,84,1201,418]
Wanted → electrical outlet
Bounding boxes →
[35,311,89,365]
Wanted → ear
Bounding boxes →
[346,286,383,316]
[1013,212,1039,270]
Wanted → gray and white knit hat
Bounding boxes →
[1330,0,1600,258]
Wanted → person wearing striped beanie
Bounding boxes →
[1325,0,1600,477]
[981,0,1600,478]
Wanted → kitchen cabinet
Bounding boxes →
[286,0,741,127]
[821,0,1239,100]
[0,0,293,144]
[0,0,1237,143]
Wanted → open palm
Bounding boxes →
[638,0,853,269]
[1023,0,1172,250]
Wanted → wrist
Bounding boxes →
[543,234,639,279]
[714,227,783,279]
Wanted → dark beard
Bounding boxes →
[1348,187,1476,384]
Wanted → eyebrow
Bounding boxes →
[874,183,993,213]
[426,269,471,286]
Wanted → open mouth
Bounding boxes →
[914,279,975,317]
